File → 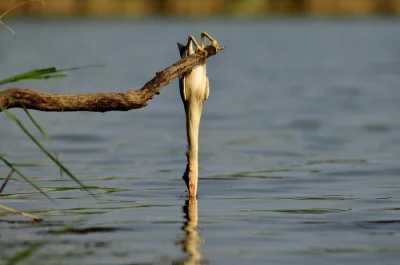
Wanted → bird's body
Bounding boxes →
[177,33,212,197]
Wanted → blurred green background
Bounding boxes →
[1,0,400,17]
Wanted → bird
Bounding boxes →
[177,32,217,197]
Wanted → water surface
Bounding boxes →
[1,19,400,265]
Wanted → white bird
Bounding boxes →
[177,32,217,197]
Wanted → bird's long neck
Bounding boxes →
[185,97,203,196]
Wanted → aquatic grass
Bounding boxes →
[269,209,346,214]
[74,211,107,215]
[0,66,102,199]
[0,67,102,200]
[45,186,127,194]
[306,159,367,165]
[42,226,129,235]
[0,62,85,201]
[5,242,45,265]
[0,65,103,86]
[384,208,400,211]
[245,209,346,214]
[296,247,400,254]
[0,169,14,193]
[0,2,100,223]
[203,167,314,181]
[0,67,67,86]
[0,162,47,168]
[0,93,51,144]
[290,196,354,201]
[0,106,92,196]
[28,205,148,216]
[28,204,176,217]
[0,0,44,39]
[0,193,17,197]
[202,172,292,180]
[0,156,53,201]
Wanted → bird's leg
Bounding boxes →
[201,33,207,49]
[201,32,225,51]
[188,35,207,56]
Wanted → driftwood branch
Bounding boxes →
[0,44,222,112]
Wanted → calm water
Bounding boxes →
[1,19,400,265]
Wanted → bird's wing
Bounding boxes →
[179,75,188,102]
[204,74,210,100]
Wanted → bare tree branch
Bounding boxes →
[0,44,222,112]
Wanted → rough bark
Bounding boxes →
[0,44,221,112]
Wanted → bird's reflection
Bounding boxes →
[178,198,202,265]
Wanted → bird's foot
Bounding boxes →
[188,35,208,56]
[201,32,226,51]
